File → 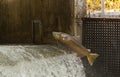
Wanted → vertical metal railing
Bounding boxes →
[101,0,105,17]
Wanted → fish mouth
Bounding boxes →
[52,32,61,39]
[52,32,61,36]
[52,32,58,35]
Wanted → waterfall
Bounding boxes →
[0,45,86,77]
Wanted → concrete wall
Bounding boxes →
[0,0,73,44]
[0,0,86,44]
[73,0,86,42]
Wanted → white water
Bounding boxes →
[0,45,86,77]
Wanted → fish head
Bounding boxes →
[52,32,62,40]
[52,32,71,41]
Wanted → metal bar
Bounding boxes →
[101,0,105,17]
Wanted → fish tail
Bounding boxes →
[87,53,99,66]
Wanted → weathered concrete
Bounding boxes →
[73,0,86,42]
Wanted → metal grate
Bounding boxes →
[82,18,120,77]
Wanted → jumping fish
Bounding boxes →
[52,32,99,66]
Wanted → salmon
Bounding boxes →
[52,32,99,66]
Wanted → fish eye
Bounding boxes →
[62,37,68,41]
[62,37,65,40]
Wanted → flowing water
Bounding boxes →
[0,45,86,77]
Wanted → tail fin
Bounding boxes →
[87,53,99,66]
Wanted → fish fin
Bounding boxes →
[87,53,99,66]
